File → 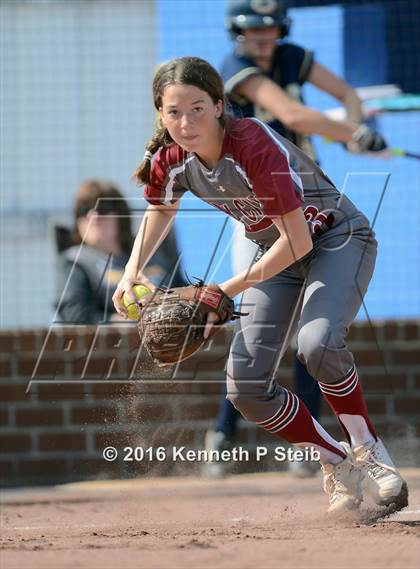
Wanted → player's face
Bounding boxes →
[242,26,279,60]
[159,84,223,154]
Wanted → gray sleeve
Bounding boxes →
[298,49,314,84]
[55,258,101,324]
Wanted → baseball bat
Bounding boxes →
[323,137,420,160]
[390,148,420,160]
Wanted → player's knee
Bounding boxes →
[226,378,270,422]
[297,320,346,379]
[226,391,256,421]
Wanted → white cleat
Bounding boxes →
[322,457,363,515]
[353,438,408,509]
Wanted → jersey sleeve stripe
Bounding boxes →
[161,155,195,204]
[250,118,304,196]
[298,49,314,83]
[224,66,263,96]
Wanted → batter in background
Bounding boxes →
[204,0,382,477]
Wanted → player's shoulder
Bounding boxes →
[228,118,288,165]
[273,42,314,83]
[150,143,187,182]
[230,117,282,147]
[220,50,259,78]
[153,143,186,168]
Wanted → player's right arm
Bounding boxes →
[113,144,186,317]
[236,74,358,142]
[112,201,179,317]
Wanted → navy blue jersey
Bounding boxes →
[221,42,316,159]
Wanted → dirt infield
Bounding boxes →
[1,469,419,569]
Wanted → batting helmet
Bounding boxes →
[226,0,291,39]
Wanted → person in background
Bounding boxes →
[55,179,184,324]
[203,0,385,478]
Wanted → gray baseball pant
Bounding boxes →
[226,232,377,423]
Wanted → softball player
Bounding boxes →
[206,0,372,477]
[113,57,407,515]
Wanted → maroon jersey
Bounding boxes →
[144,118,369,247]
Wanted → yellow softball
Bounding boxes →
[122,284,151,320]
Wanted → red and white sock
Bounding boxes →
[256,388,346,464]
[318,365,377,447]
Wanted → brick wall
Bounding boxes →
[1,320,419,488]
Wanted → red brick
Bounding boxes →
[372,421,408,439]
[349,324,377,343]
[17,458,69,478]
[15,408,64,426]
[78,356,121,379]
[0,333,16,353]
[365,397,387,414]
[70,458,123,478]
[37,382,88,400]
[0,382,31,402]
[354,349,385,367]
[70,405,118,424]
[105,330,132,350]
[18,357,66,378]
[119,355,142,376]
[0,460,15,479]
[194,380,226,395]
[360,374,406,393]
[127,332,142,351]
[94,326,132,350]
[17,358,38,377]
[53,329,85,351]
[42,327,95,353]
[402,321,419,341]
[178,402,220,421]
[91,381,135,397]
[149,427,195,447]
[39,432,86,452]
[124,403,171,423]
[0,434,32,453]
[390,350,420,366]
[0,410,9,426]
[394,397,420,415]
[95,430,141,450]
[0,360,12,377]
[382,323,400,341]
[67,355,88,377]
[17,332,41,352]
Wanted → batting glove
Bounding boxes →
[346,125,388,154]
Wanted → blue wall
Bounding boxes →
[156,1,419,318]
